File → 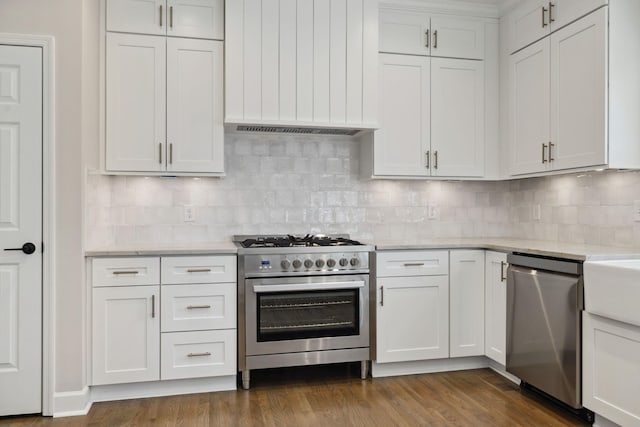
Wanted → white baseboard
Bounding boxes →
[594,414,623,427]
[53,387,92,417]
[91,376,237,403]
[487,359,520,385]
[372,356,489,378]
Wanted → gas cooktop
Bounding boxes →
[235,234,365,249]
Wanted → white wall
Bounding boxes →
[0,0,87,396]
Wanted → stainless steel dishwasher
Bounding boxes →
[506,254,593,422]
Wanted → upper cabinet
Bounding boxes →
[107,0,224,40]
[380,10,485,60]
[506,2,640,177]
[508,0,607,54]
[103,0,225,175]
[224,0,378,132]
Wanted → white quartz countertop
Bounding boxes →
[374,238,640,261]
[85,242,238,257]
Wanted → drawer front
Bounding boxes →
[92,257,160,287]
[376,251,449,277]
[161,330,236,380]
[161,283,236,332]
[161,255,236,284]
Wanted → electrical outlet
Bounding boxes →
[532,204,541,221]
[183,205,195,222]
[634,200,640,222]
[427,205,439,220]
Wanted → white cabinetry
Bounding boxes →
[583,313,640,427]
[449,250,484,358]
[379,10,485,60]
[107,0,224,39]
[90,255,236,388]
[508,0,606,54]
[506,2,640,177]
[484,251,507,365]
[224,0,378,131]
[91,258,161,385]
[369,54,485,178]
[375,251,449,363]
[106,34,224,174]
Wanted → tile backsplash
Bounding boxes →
[86,134,640,248]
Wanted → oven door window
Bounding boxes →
[257,289,359,342]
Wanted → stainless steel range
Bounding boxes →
[235,234,373,389]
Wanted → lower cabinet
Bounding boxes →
[376,275,449,363]
[484,251,507,365]
[90,255,236,387]
[583,312,640,427]
[450,250,485,358]
[92,285,160,385]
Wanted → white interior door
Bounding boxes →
[0,44,43,416]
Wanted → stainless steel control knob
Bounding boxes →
[304,259,314,269]
[350,257,360,267]
[281,259,291,269]
[339,258,349,267]
[292,259,302,269]
[315,259,325,268]
[326,258,336,268]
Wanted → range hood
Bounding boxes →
[225,121,377,138]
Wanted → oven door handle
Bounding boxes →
[252,281,365,293]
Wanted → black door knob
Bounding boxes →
[4,242,36,255]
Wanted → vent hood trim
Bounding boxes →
[224,120,378,138]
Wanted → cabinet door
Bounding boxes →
[550,0,607,31]
[167,38,224,173]
[92,286,160,385]
[431,58,485,177]
[376,276,449,363]
[430,16,485,60]
[549,8,607,171]
[106,33,166,172]
[509,38,550,176]
[379,10,430,56]
[509,0,550,54]
[106,0,166,36]
[166,0,224,40]
[583,313,640,427]
[375,54,430,176]
[484,251,507,365]
[450,250,485,358]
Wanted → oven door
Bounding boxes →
[245,274,370,355]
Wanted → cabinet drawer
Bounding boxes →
[161,330,236,380]
[161,283,236,332]
[92,257,160,287]
[161,255,236,284]
[376,251,449,277]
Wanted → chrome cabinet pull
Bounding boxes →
[425,151,430,169]
[169,143,173,164]
[500,261,507,282]
[187,305,211,310]
[542,6,548,27]
[160,5,163,27]
[548,142,555,162]
[434,151,439,169]
[152,295,156,318]
[188,352,211,357]
[112,270,139,275]
[159,143,163,164]
[187,268,211,273]
[380,286,384,306]
[403,263,425,267]
[542,143,548,163]
[425,30,430,48]
[169,6,174,28]
[433,30,438,49]
[549,2,555,23]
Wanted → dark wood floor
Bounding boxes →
[1,365,589,426]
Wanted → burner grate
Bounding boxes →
[239,234,363,249]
